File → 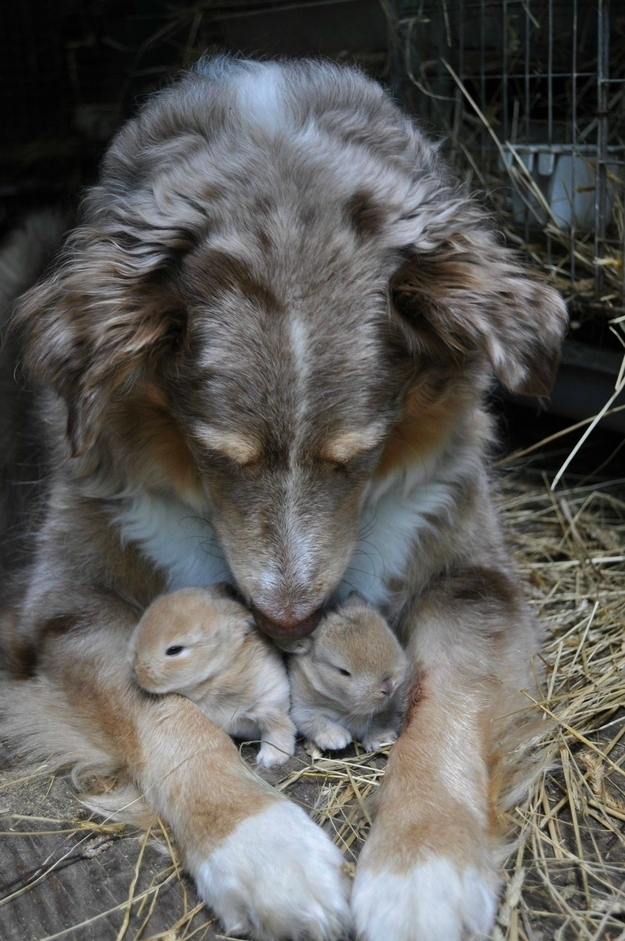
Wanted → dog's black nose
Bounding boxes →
[252,606,321,641]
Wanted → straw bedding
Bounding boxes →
[0,440,624,939]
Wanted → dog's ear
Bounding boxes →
[12,227,189,455]
[390,229,568,396]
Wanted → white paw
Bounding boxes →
[352,856,498,941]
[313,725,353,751]
[361,729,398,752]
[257,737,295,768]
[193,801,351,940]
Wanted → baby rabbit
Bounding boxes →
[287,594,408,753]
[130,586,296,769]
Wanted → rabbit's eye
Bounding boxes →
[166,645,185,656]
[338,667,351,677]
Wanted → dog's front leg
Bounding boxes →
[351,569,542,941]
[35,609,351,941]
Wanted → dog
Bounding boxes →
[0,57,567,940]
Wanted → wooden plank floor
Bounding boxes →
[0,744,335,941]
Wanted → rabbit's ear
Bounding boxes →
[243,616,258,635]
[210,583,241,601]
[275,637,313,655]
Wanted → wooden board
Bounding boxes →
[0,744,337,941]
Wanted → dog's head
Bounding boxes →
[13,59,567,640]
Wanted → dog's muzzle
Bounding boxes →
[252,606,322,641]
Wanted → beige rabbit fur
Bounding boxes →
[131,587,296,769]
[288,594,408,752]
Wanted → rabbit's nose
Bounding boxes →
[380,676,394,697]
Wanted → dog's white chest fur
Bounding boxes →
[333,469,457,607]
[114,463,457,606]
[114,492,233,590]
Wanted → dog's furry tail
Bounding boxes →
[490,696,557,866]
[0,673,155,826]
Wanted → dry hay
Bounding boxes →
[1,438,625,939]
[382,0,625,317]
[489,458,625,940]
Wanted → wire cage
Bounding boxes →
[385,0,625,320]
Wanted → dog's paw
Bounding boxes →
[313,724,353,752]
[352,855,498,941]
[193,800,351,940]
[360,729,398,752]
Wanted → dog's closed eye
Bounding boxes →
[320,427,386,466]
[193,425,262,466]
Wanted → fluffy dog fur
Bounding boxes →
[0,57,567,941]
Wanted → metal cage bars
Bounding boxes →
[387,0,625,308]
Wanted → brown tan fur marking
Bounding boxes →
[375,388,470,478]
[403,666,427,727]
[111,386,203,503]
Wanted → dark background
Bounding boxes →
[2,0,624,478]
[0,1,386,214]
